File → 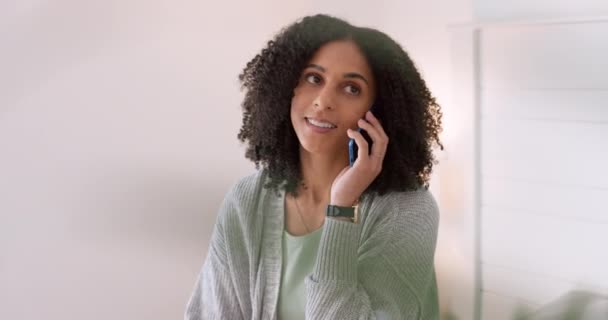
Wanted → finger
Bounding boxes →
[347,128,369,162]
[365,111,389,140]
[357,118,383,146]
[358,118,388,160]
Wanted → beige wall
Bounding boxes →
[0,1,473,319]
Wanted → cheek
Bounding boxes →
[290,97,304,127]
[290,92,310,114]
[292,83,317,104]
[290,96,300,116]
[343,110,365,128]
[345,119,360,132]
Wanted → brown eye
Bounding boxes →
[345,84,361,95]
[305,73,321,84]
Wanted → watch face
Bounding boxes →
[327,205,354,217]
[326,204,360,223]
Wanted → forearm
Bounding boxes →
[305,219,377,319]
[304,217,436,320]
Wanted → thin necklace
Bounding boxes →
[292,194,312,234]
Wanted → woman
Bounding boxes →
[185,13,443,320]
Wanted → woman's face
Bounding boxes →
[290,40,377,157]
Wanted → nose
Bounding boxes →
[313,100,331,110]
[312,87,334,110]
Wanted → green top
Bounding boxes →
[277,225,324,320]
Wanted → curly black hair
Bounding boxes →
[237,14,443,197]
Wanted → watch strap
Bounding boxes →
[326,205,355,218]
[326,199,360,223]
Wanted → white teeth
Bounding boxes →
[307,118,336,128]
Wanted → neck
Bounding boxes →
[296,145,348,205]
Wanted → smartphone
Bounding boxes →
[349,106,378,167]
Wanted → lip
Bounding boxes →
[305,117,336,126]
[305,117,336,133]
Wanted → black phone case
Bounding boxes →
[349,105,379,167]
[349,127,374,166]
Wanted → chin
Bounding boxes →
[299,142,324,155]
[299,139,343,156]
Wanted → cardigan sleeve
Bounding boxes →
[305,190,440,320]
[184,194,244,320]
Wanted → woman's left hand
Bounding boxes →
[330,110,389,207]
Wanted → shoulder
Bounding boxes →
[366,188,439,234]
[387,188,439,217]
[223,169,268,210]
[212,170,268,235]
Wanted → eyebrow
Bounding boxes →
[306,64,370,86]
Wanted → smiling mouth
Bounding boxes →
[305,117,337,129]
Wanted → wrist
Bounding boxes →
[329,196,358,207]
[326,198,361,224]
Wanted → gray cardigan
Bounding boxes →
[185,170,440,319]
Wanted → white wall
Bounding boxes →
[474,0,608,21]
[0,1,473,319]
[452,0,608,317]
[479,20,608,320]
